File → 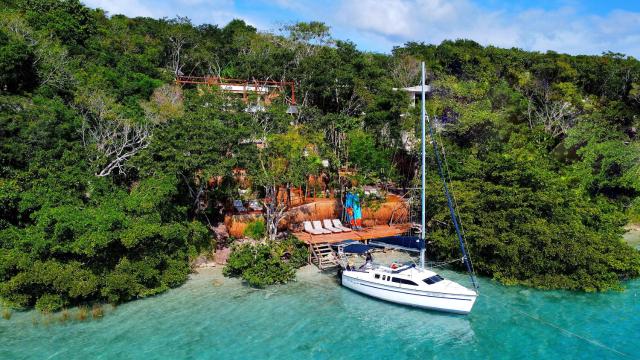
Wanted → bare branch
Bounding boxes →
[390,55,420,87]
[77,92,151,177]
[526,84,579,138]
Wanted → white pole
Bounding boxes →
[420,62,426,269]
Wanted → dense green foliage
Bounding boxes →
[0,1,639,310]
[243,220,266,240]
[223,237,309,287]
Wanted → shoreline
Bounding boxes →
[623,224,640,249]
[624,223,640,231]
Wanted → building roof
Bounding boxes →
[393,85,432,93]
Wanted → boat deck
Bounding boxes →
[293,224,411,245]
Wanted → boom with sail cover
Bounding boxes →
[368,236,424,252]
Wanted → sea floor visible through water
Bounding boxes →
[624,225,640,250]
[1,249,639,360]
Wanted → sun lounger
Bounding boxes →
[233,200,247,213]
[248,199,262,212]
[303,221,323,235]
[312,221,332,234]
[322,219,343,233]
[332,219,352,232]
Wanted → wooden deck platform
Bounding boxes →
[293,224,411,245]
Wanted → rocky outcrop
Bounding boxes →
[214,247,231,265]
[192,255,216,268]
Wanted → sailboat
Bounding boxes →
[338,62,479,314]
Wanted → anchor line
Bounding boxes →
[480,293,630,358]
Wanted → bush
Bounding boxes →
[2,308,11,320]
[91,304,104,319]
[629,198,640,223]
[101,257,163,304]
[223,236,309,288]
[160,257,191,288]
[35,294,65,312]
[243,219,266,240]
[280,235,310,269]
[241,257,295,288]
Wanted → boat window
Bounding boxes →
[382,275,386,281]
[391,277,418,286]
[423,275,445,285]
[374,274,380,279]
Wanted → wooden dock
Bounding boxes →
[293,224,411,245]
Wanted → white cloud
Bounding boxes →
[82,0,640,57]
[337,0,414,38]
[83,0,158,17]
[82,0,240,25]
[323,0,640,57]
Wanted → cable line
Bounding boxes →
[434,116,479,287]
[480,293,631,358]
[426,114,479,289]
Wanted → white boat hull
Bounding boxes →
[341,271,477,314]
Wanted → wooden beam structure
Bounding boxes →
[175,75,296,105]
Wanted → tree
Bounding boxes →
[252,128,322,239]
[426,150,640,291]
[0,11,75,90]
[0,29,36,92]
[390,54,420,87]
[76,90,152,177]
[165,17,197,77]
[16,0,96,47]
[347,129,396,183]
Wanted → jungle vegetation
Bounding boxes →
[0,0,639,310]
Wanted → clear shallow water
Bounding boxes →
[1,265,639,360]
[624,228,640,249]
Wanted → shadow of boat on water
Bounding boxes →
[337,284,476,346]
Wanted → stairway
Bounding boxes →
[310,242,339,270]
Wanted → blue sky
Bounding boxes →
[83,0,640,57]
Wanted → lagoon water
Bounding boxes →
[2,247,639,359]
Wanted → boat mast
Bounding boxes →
[420,62,426,269]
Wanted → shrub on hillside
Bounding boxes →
[243,220,266,240]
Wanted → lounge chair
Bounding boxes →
[332,219,352,232]
[323,219,343,233]
[312,220,332,234]
[303,221,323,235]
[233,200,247,213]
[248,199,262,212]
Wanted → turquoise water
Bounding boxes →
[1,263,639,360]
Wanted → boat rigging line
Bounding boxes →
[433,115,479,289]
[426,112,479,290]
[429,257,466,269]
[479,293,631,358]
